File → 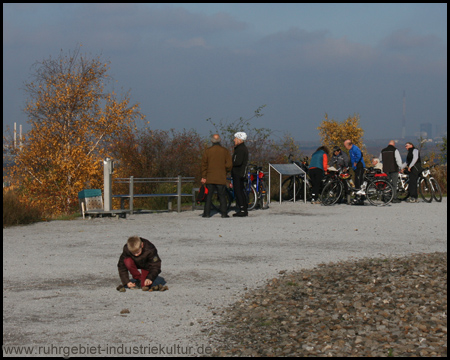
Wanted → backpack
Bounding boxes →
[196,185,208,204]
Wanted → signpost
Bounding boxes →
[268,163,307,204]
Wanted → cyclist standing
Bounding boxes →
[380,140,403,203]
[232,132,249,217]
[401,142,422,203]
[344,139,366,205]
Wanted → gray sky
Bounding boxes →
[3,3,447,142]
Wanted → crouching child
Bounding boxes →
[117,236,167,292]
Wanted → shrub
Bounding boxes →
[3,189,42,227]
[432,165,447,195]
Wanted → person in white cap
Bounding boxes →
[232,132,249,217]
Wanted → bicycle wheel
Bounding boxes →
[419,177,433,203]
[321,180,343,206]
[247,184,258,210]
[366,179,393,206]
[258,181,269,209]
[280,176,301,201]
[430,177,442,202]
[210,188,232,212]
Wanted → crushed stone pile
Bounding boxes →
[207,252,447,357]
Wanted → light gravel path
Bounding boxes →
[3,198,447,357]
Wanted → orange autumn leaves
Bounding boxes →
[10,48,144,215]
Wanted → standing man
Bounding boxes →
[232,132,249,217]
[380,140,403,203]
[344,139,366,203]
[401,142,422,203]
[201,134,232,218]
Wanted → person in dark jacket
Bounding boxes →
[308,146,329,204]
[232,132,249,217]
[401,142,422,203]
[117,236,166,292]
[331,146,350,170]
[201,134,233,218]
[380,140,403,203]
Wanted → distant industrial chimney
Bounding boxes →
[402,91,406,139]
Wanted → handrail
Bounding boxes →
[115,177,195,183]
[113,175,196,213]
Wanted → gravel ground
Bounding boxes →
[2,198,447,357]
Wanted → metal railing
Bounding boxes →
[113,175,196,213]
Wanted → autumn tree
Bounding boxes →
[317,113,371,164]
[206,105,275,166]
[10,46,144,215]
[111,128,205,181]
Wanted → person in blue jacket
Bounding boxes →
[344,140,366,203]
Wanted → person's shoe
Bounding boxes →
[116,284,126,292]
[221,214,230,218]
[355,189,365,196]
[233,211,248,217]
[391,198,401,203]
[142,286,150,291]
[351,198,364,205]
[406,197,418,203]
[202,214,210,218]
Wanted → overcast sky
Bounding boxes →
[3,3,447,143]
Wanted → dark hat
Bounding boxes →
[333,146,340,152]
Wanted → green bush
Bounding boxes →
[3,189,43,227]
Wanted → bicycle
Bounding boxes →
[397,161,442,203]
[278,155,313,201]
[246,164,269,210]
[321,167,394,206]
[426,164,443,202]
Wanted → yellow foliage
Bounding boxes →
[9,48,144,216]
[318,113,371,165]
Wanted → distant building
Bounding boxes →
[435,124,447,138]
[419,123,432,139]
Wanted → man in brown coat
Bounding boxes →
[201,134,232,218]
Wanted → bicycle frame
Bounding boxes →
[321,167,393,206]
[397,164,437,202]
[247,164,268,210]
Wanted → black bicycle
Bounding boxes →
[246,164,269,210]
[321,167,394,206]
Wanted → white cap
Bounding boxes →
[234,132,247,141]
